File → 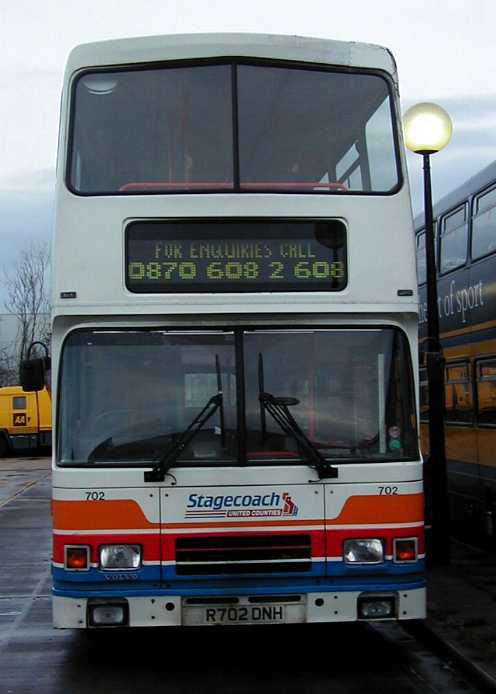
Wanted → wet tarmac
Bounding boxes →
[0,456,483,693]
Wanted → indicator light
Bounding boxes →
[65,546,90,570]
[394,538,418,562]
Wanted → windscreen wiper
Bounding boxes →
[259,391,338,479]
[216,354,226,448]
[144,393,222,482]
[258,353,267,445]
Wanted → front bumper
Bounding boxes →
[53,587,426,628]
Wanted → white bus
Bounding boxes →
[35,34,424,628]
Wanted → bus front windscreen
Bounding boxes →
[57,328,418,466]
[68,62,400,195]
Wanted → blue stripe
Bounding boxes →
[53,559,424,586]
[163,559,424,580]
[441,325,496,349]
[447,457,496,483]
[331,559,425,576]
[52,565,160,584]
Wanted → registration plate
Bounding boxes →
[183,603,287,626]
[207,605,285,624]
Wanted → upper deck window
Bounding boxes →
[476,359,496,426]
[70,65,234,194]
[439,204,468,274]
[472,186,496,260]
[415,222,438,285]
[416,232,427,285]
[68,61,400,195]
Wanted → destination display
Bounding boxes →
[126,220,347,293]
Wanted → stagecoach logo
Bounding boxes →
[185,491,299,519]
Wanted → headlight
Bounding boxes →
[344,539,384,564]
[99,544,141,570]
[358,595,395,619]
[88,600,129,627]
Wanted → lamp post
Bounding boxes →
[403,102,453,565]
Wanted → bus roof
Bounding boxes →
[414,159,496,230]
[65,33,398,80]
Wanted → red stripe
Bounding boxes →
[53,526,424,564]
[52,533,161,564]
[119,181,235,191]
[326,527,424,556]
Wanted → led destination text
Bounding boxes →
[127,240,345,287]
[151,241,318,260]
[125,220,347,293]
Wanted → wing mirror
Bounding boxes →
[20,342,51,392]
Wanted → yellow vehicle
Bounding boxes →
[0,386,51,457]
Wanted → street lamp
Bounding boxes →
[403,102,453,565]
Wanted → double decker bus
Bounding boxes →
[45,34,424,629]
[416,160,496,545]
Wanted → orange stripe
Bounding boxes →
[164,494,424,529]
[52,500,159,531]
[326,493,423,525]
[53,494,423,531]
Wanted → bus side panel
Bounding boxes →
[0,388,38,451]
[37,388,52,447]
[445,424,480,537]
[28,393,39,433]
[0,392,11,455]
[470,254,496,540]
[13,392,38,450]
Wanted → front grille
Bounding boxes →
[175,534,312,575]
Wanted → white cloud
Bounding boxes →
[0,0,495,301]
[0,71,60,189]
[1,1,495,188]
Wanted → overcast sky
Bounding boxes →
[1,0,496,308]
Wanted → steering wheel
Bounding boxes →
[91,409,146,433]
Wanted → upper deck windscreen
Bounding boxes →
[68,61,400,195]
